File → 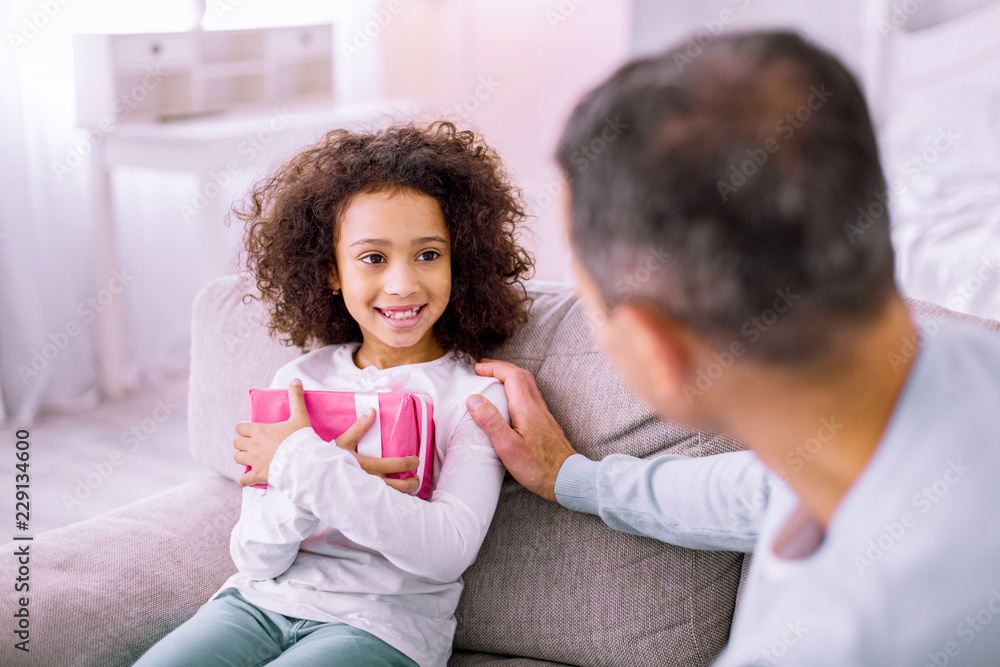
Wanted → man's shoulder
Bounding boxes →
[892,318,1000,412]
[920,317,1000,362]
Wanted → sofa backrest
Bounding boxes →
[450,281,747,666]
[188,273,302,481]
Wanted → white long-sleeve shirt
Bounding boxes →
[210,343,508,667]
[555,319,1000,665]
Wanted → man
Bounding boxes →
[464,31,1000,665]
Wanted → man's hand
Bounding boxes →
[234,379,312,487]
[466,359,578,502]
[334,408,421,495]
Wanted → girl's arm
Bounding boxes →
[266,381,509,584]
[229,484,320,580]
[229,371,325,580]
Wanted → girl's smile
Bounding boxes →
[331,188,452,369]
[376,304,426,327]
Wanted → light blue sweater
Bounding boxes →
[555,319,1000,666]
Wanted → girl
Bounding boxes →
[135,121,533,667]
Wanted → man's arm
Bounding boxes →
[466,359,772,552]
[555,450,769,552]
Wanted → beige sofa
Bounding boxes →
[3,274,997,667]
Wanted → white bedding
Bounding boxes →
[874,0,1000,320]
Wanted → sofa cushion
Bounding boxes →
[0,476,241,667]
[187,274,302,480]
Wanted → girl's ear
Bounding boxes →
[328,271,341,295]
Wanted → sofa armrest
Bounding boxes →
[0,475,241,667]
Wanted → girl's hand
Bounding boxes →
[233,378,421,493]
[335,409,421,495]
[234,379,312,487]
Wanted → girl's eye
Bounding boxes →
[361,254,386,265]
[418,250,440,261]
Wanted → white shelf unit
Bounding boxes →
[73,24,335,125]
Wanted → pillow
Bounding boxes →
[453,282,746,667]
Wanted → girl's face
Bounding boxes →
[331,188,451,368]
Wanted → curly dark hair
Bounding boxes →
[232,120,534,360]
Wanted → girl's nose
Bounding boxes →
[383,263,419,298]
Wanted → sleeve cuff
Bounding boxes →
[554,453,600,515]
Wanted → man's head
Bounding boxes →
[557,30,896,367]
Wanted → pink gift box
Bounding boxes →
[243,388,435,500]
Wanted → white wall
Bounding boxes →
[364,0,634,282]
[451,1,632,282]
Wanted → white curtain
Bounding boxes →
[1,0,106,425]
[0,0,26,429]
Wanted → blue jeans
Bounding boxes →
[134,587,420,667]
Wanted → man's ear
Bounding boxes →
[606,302,691,404]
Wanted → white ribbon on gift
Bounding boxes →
[346,367,434,497]
[349,367,411,459]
